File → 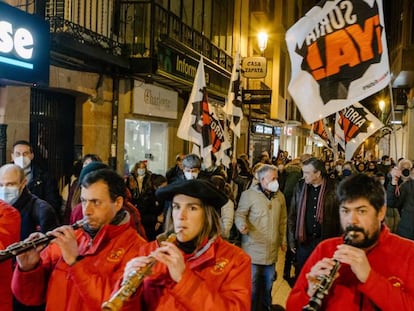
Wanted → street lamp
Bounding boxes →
[378,100,385,122]
[257,31,268,54]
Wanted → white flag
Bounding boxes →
[335,103,383,160]
[177,57,233,168]
[177,57,213,167]
[177,56,206,144]
[285,0,390,124]
[223,52,243,137]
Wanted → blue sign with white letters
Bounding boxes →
[0,2,50,85]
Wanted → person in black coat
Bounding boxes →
[287,158,341,280]
[0,163,59,311]
[0,164,59,240]
[11,140,62,223]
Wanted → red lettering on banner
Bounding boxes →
[307,15,382,81]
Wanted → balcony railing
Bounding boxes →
[48,16,123,57]
[118,1,233,72]
[12,0,232,72]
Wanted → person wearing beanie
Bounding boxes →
[117,179,252,311]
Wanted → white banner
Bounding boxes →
[286,0,390,124]
[335,102,383,160]
[177,57,231,168]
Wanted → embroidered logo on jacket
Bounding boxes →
[210,258,229,275]
[388,276,404,289]
[107,248,125,262]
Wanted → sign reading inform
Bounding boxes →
[0,2,50,85]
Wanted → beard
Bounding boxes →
[344,225,381,249]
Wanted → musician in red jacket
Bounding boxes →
[11,169,146,311]
[117,179,252,311]
[287,174,414,311]
[0,201,21,311]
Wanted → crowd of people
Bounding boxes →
[1,141,414,311]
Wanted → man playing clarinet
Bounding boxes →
[11,169,146,311]
[287,174,414,311]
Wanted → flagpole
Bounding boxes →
[322,118,336,158]
[388,83,399,161]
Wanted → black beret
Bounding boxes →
[155,179,228,211]
[79,162,108,183]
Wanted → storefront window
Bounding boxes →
[124,119,168,175]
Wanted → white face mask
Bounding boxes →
[266,180,279,192]
[0,186,20,205]
[137,168,146,176]
[14,156,31,169]
[184,171,198,180]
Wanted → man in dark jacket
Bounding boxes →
[0,164,59,239]
[11,140,62,222]
[288,157,340,280]
[165,153,184,183]
[0,163,59,311]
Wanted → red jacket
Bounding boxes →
[287,226,414,311]
[0,201,21,311]
[120,236,252,311]
[12,217,146,311]
[70,202,147,240]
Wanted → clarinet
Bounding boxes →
[101,233,177,311]
[0,218,88,263]
[302,231,356,311]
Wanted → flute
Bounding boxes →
[302,230,356,311]
[0,218,88,263]
[101,233,177,311]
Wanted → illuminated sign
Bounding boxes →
[0,2,50,85]
[252,123,273,135]
[241,56,267,78]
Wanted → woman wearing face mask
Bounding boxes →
[126,161,153,208]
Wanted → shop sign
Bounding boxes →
[0,2,50,85]
[133,81,178,119]
[242,89,272,105]
[157,43,230,96]
[241,56,267,78]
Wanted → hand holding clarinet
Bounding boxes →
[303,229,374,310]
[13,219,87,271]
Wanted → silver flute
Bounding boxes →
[302,230,356,311]
[0,218,88,263]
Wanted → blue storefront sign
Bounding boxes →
[0,2,50,85]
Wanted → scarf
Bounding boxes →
[295,178,327,243]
